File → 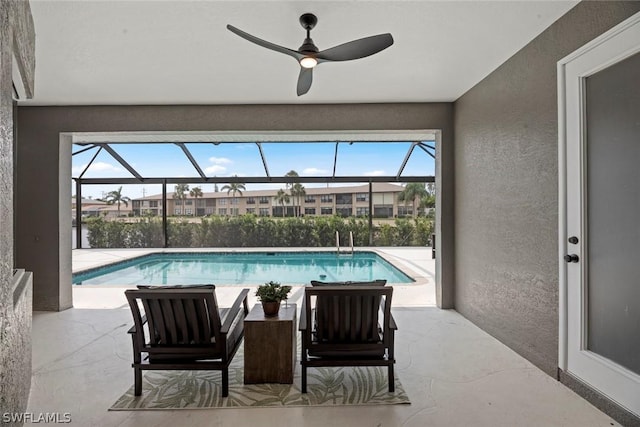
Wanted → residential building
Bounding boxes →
[72,197,132,220]
[132,183,418,218]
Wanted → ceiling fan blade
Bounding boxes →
[297,67,313,96]
[227,25,303,61]
[316,33,393,62]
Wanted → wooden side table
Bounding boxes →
[243,303,297,384]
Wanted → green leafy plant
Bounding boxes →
[255,281,291,303]
[86,215,433,248]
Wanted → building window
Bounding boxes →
[259,208,270,216]
[336,194,352,205]
[206,199,215,207]
[305,207,316,215]
[259,196,269,204]
[304,196,316,203]
[356,207,369,216]
[174,208,181,215]
[205,207,214,215]
[149,201,158,208]
[321,207,333,215]
[247,197,256,204]
[373,205,393,218]
[218,208,227,215]
[185,208,192,215]
[246,208,255,214]
[356,193,368,202]
[218,199,227,205]
[397,206,412,217]
[230,198,239,205]
[336,207,351,217]
[185,200,193,205]
[230,208,239,215]
[320,195,333,203]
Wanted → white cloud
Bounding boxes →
[208,157,232,164]
[72,161,120,174]
[302,167,329,175]
[204,165,227,174]
[363,170,385,176]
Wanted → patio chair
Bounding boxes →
[299,282,396,393]
[125,285,249,397]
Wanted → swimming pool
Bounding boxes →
[72,252,414,286]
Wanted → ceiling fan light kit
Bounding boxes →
[227,13,394,96]
[299,57,318,69]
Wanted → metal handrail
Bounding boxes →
[349,231,354,254]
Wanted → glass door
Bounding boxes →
[560,12,640,416]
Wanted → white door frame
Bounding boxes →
[558,11,640,415]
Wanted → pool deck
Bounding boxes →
[71,247,436,308]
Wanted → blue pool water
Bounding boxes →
[73,252,414,286]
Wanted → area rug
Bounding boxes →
[110,346,410,410]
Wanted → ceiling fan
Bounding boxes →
[227,13,394,96]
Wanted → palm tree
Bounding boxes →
[275,188,290,217]
[284,170,303,216]
[104,186,131,217]
[189,186,203,216]
[284,170,299,191]
[173,184,189,216]
[221,178,246,198]
[221,176,246,216]
[398,182,428,217]
[290,182,306,217]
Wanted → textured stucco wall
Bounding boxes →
[16,103,454,311]
[0,0,35,423]
[453,1,640,423]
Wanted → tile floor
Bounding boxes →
[24,248,619,426]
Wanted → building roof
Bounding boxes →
[72,197,107,206]
[134,182,407,201]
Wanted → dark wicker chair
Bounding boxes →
[299,284,397,393]
[124,285,249,397]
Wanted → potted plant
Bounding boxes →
[255,281,291,317]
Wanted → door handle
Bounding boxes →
[564,254,579,263]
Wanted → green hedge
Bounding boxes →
[86,215,434,248]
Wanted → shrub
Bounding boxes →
[85,215,434,248]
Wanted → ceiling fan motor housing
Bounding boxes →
[299,38,319,54]
[299,13,318,30]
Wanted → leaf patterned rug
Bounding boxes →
[110,345,410,410]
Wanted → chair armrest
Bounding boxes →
[221,288,250,334]
[389,312,398,331]
[299,297,308,331]
[379,298,397,330]
[128,314,147,334]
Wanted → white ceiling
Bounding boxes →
[24,0,578,106]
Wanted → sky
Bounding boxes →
[72,141,435,200]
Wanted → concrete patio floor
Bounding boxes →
[24,248,619,426]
